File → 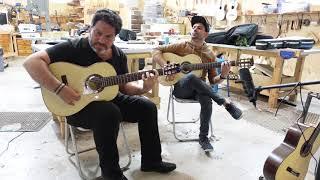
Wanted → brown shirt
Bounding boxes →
[152,41,217,84]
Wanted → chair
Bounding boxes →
[64,117,131,179]
[167,86,214,142]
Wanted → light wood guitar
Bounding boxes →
[41,62,180,116]
[215,0,226,21]
[226,0,238,22]
[157,53,253,86]
[263,122,320,180]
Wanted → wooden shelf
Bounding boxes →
[244,11,320,16]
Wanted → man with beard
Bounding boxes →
[152,16,243,152]
[23,9,176,180]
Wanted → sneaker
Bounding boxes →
[141,161,176,173]
[199,137,214,152]
[225,102,243,120]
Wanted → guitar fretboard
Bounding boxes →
[184,61,237,71]
[100,69,167,87]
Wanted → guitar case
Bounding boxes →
[256,38,315,50]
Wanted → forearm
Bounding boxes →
[152,50,167,67]
[120,82,147,95]
[23,54,61,92]
[213,74,226,84]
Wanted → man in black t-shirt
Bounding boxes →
[24,9,176,180]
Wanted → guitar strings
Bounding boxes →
[87,69,164,84]
[275,83,319,177]
[295,85,318,177]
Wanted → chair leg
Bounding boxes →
[208,120,215,140]
[65,123,131,179]
[69,125,93,179]
[119,123,131,171]
[166,89,172,123]
[171,98,200,142]
[169,97,214,142]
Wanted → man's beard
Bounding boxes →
[88,36,110,53]
[93,43,110,52]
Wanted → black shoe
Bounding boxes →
[199,137,213,152]
[100,173,127,180]
[141,161,176,173]
[225,102,243,120]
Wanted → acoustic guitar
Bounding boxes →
[41,62,180,116]
[263,122,320,180]
[157,53,253,86]
[215,0,226,21]
[226,0,238,22]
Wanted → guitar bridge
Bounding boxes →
[286,167,300,177]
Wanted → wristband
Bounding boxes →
[54,83,65,94]
[220,74,227,79]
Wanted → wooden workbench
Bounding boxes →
[208,43,320,108]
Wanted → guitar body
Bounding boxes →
[216,0,226,21]
[263,123,320,180]
[158,53,202,86]
[226,0,238,21]
[41,62,119,116]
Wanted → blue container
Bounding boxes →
[164,36,170,45]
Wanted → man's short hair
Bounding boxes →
[91,9,122,35]
[191,16,210,32]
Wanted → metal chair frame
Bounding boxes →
[166,86,214,142]
[64,118,131,179]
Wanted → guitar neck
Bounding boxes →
[308,122,320,145]
[100,68,165,87]
[302,92,320,145]
[186,61,236,71]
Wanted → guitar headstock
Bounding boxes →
[237,58,254,68]
[163,63,181,75]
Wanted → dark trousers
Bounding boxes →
[66,93,162,178]
[173,73,226,139]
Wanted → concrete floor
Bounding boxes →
[0,57,319,180]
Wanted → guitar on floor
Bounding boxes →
[41,62,180,116]
[157,53,253,86]
[263,121,320,180]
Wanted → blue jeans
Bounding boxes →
[173,73,226,139]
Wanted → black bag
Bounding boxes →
[224,23,258,46]
[119,29,137,41]
[205,31,226,44]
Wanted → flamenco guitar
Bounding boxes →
[263,121,320,180]
[41,62,180,116]
[157,53,253,86]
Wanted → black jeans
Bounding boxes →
[173,73,226,139]
[66,93,162,178]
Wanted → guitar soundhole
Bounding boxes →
[180,61,192,74]
[85,74,103,92]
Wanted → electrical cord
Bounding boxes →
[0,132,25,158]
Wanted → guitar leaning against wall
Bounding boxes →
[263,92,320,180]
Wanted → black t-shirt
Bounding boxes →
[46,37,128,75]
